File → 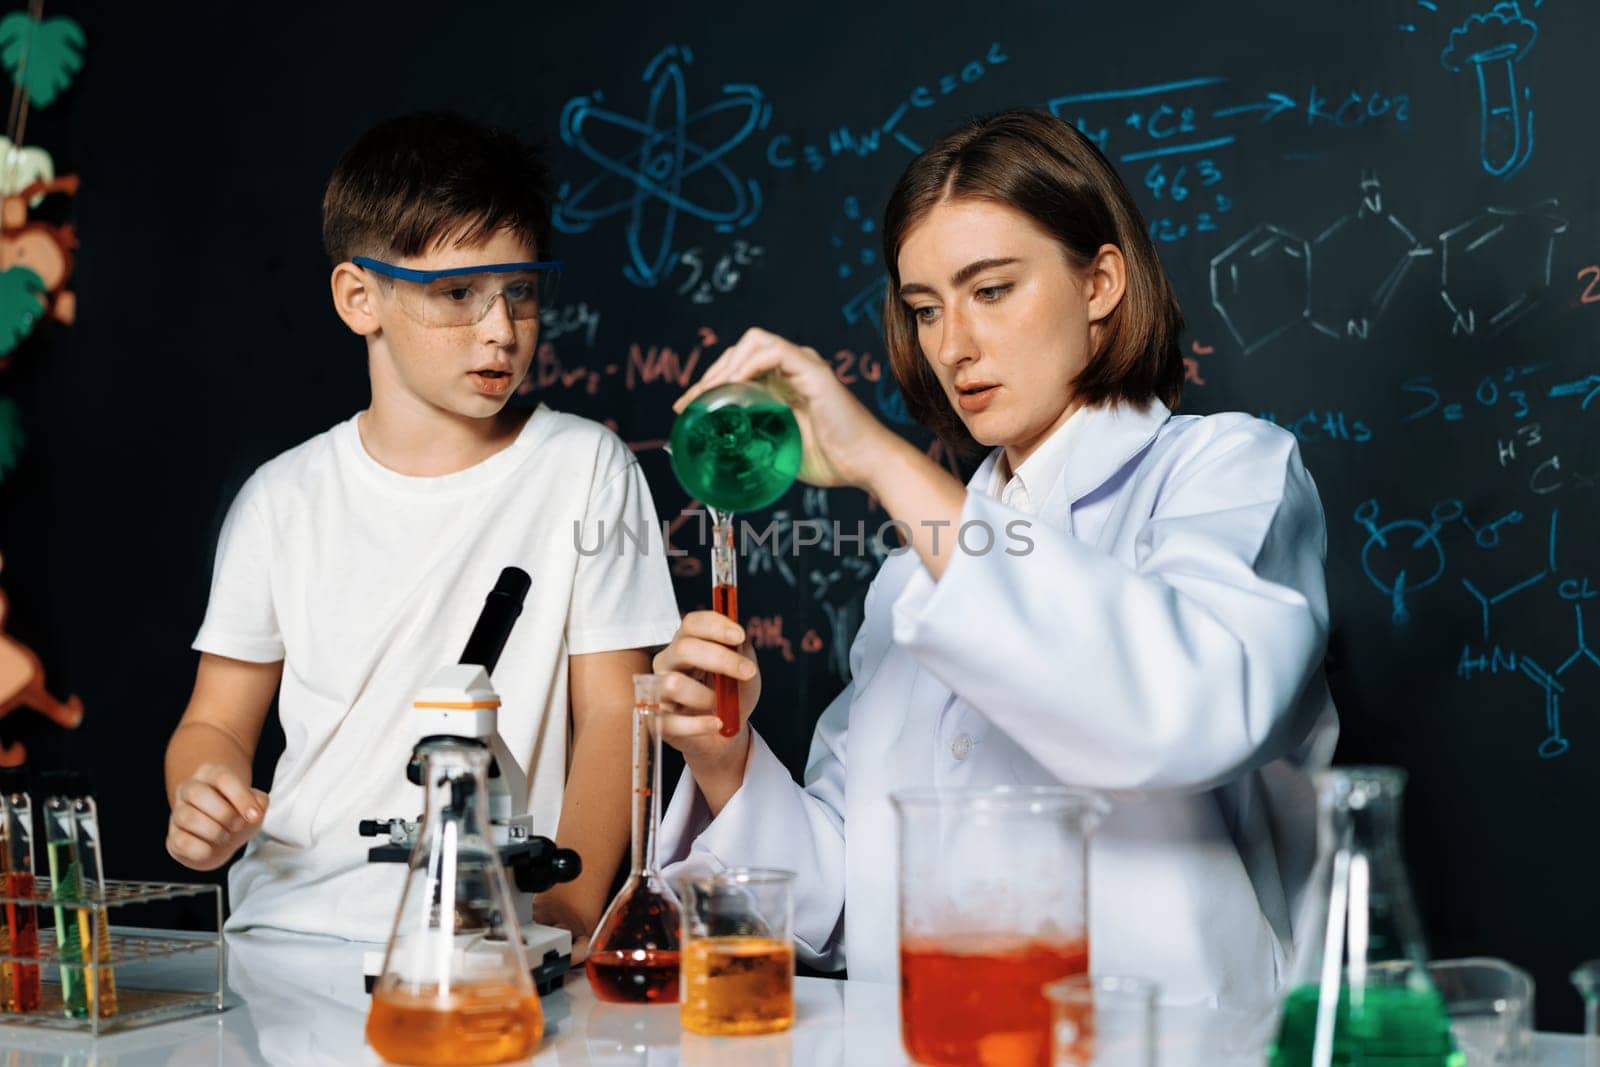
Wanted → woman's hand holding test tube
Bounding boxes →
[653,613,761,817]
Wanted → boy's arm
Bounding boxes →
[164,652,281,871]
[533,646,651,962]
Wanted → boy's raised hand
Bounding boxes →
[166,762,269,871]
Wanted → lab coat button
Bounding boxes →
[950,733,974,760]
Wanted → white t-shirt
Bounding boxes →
[193,405,682,941]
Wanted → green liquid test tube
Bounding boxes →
[44,817,87,1018]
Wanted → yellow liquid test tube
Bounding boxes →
[71,795,116,1017]
[71,902,115,1016]
[0,902,11,1011]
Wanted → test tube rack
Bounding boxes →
[0,877,223,1035]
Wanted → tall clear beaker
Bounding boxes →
[892,786,1109,1067]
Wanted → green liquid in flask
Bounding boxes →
[1268,983,1464,1067]
[669,387,802,514]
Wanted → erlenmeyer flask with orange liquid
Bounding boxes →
[584,674,681,1003]
[366,738,543,1066]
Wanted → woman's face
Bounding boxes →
[896,197,1123,466]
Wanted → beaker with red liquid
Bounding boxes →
[891,787,1108,1067]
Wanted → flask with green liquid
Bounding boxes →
[668,381,803,737]
[1268,766,1462,1067]
[667,381,802,515]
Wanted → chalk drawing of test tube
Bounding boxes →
[1441,2,1537,179]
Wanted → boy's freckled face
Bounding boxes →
[371,227,541,419]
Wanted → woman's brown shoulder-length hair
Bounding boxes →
[881,109,1185,454]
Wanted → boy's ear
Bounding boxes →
[330,262,381,336]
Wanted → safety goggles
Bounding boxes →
[353,256,564,327]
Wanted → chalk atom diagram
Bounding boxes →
[554,45,770,288]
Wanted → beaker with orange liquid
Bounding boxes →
[675,867,796,1036]
[892,787,1109,1067]
[366,738,543,1066]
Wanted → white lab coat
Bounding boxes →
[659,399,1338,1006]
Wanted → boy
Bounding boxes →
[163,113,681,952]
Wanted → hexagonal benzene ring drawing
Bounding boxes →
[1309,209,1421,341]
[1210,225,1311,354]
[1439,201,1568,337]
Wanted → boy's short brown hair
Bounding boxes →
[322,112,553,266]
[881,109,1186,454]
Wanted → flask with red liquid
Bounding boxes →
[585,674,681,1003]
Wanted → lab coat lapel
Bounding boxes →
[1035,400,1171,534]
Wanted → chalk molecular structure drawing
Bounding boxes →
[554,45,769,288]
[1210,177,1565,352]
[1358,496,1597,758]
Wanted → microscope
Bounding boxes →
[358,566,582,995]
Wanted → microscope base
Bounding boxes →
[361,921,574,997]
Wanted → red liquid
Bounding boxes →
[900,936,1089,1067]
[712,582,741,738]
[3,872,39,1013]
[585,948,680,1004]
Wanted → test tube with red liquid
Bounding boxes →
[709,511,741,738]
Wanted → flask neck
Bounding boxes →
[1318,789,1404,861]
[418,742,495,848]
[630,701,664,877]
[1309,769,1429,971]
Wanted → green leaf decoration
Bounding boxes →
[0,265,43,357]
[0,13,85,109]
[0,396,22,485]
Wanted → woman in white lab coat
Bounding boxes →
[652,109,1337,1007]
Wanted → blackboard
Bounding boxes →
[0,0,1594,1030]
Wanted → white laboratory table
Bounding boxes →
[0,929,1590,1066]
